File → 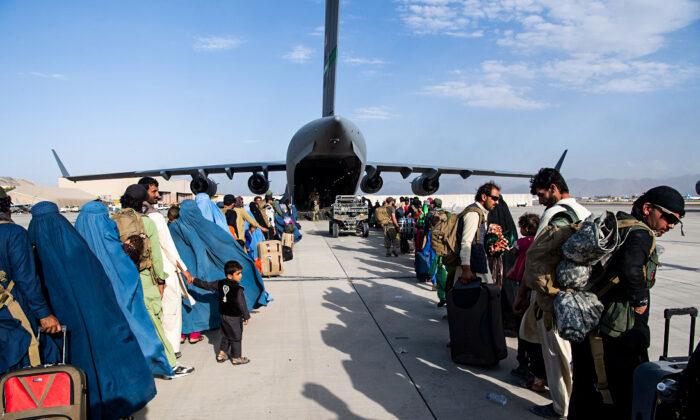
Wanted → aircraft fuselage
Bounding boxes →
[286,115,367,210]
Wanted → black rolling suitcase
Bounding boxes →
[632,307,697,420]
[447,282,507,367]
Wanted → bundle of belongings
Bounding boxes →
[525,211,653,343]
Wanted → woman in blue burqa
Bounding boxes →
[75,200,173,377]
[169,200,270,336]
[274,197,302,242]
[0,190,60,374]
[28,202,156,419]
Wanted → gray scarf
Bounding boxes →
[144,202,159,215]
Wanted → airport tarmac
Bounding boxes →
[10,204,699,419]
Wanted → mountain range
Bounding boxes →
[3,174,699,197]
[367,174,700,197]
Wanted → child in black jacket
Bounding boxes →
[190,260,251,365]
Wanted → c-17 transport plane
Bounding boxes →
[53,0,566,211]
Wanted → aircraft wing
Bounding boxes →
[366,150,567,180]
[365,162,534,180]
[52,150,286,182]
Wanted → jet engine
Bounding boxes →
[248,173,270,195]
[190,176,218,196]
[205,177,218,196]
[360,174,383,194]
[411,175,440,196]
[696,180,700,195]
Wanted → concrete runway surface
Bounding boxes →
[10,204,699,419]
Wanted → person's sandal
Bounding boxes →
[216,353,228,363]
[530,377,547,393]
[231,357,250,365]
[189,336,204,344]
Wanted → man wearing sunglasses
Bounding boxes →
[452,182,502,288]
[569,186,685,420]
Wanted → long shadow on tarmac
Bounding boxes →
[306,280,544,419]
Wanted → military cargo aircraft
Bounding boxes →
[53,0,565,211]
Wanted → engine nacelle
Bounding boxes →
[190,176,218,196]
[248,173,270,195]
[205,177,218,196]
[360,174,383,194]
[696,180,700,195]
[411,175,440,196]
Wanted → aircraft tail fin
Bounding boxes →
[554,149,568,172]
[51,149,70,178]
[322,0,339,117]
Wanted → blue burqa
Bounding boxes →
[274,203,302,242]
[28,202,156,419]
[244,227,265,260]
[75,201,173,376]
[0,222,60,373]
[421,230,438,285]
[195,192,229,234]
[169,200,270,334]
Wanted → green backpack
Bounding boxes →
[112,208,154,273]
[430,206,485,267]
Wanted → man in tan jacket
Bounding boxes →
[222,195,267,242]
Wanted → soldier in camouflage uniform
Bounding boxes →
[382,197,400,257]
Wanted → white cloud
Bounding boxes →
[309,25,325,36]
[353,106,397,120]
[193,35,244,51]
[542,55,697,93]
[493,0,700,58]
[283,45,314,63]
[343,55,387,66]
[399,1,700,94]
[398,0,471,36]
[481,60,536,81]
[422,80,547,110]
[28,72,66,80]
[401,1,700,57]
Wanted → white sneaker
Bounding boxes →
[168,364,195,379]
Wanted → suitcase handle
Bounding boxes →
[37,325,68,365]
[662,307,697,361]
[664,307,698,319]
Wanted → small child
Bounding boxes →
[189,260,251,365]
[167,205,180,224]
[507,213,546,392]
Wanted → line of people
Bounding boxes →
[0,178,279,419]
[391,169,684,419]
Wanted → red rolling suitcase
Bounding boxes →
[1,327,87,420]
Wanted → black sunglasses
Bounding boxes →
[488,194,501,202]
[652,205,680,225]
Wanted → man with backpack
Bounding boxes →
[428,184,499,293]
[454,182,501,288]
[516,168,591,419]
[114,184,194,378]
[568,186,684,419]
[138,177,195,360]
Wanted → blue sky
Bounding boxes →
[2,0,699,193]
